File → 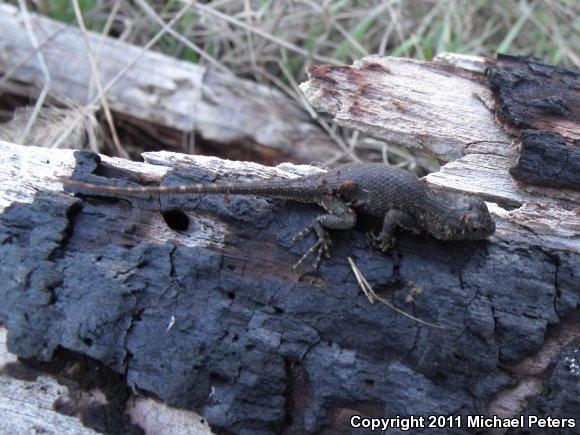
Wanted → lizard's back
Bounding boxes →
[317,163,428,218]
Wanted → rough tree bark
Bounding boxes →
[0,54,578,434]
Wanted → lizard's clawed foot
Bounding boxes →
[367,230,396,252]
[292,222,332,269]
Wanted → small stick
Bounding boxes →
[348,257,449,330]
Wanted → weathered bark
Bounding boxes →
[485,55,580,191]
[509,130,580,190]
[0,132,578,433]
[300,56,511,163]
[488,54,579,141]
[0,3,337,163]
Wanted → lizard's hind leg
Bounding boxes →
[292,196,356,269]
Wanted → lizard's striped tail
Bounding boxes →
[58,176,314,199]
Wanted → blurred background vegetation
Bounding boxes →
[3,0,579,172]
[35,0,579,76]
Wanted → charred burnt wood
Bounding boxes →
[510,130,580,190]
[0,141,578,433]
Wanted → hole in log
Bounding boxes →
[162,209,189,231]
[209,372,229,386]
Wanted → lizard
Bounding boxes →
[60,162,496,269]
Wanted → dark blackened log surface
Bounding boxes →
[1,147,579,434]
[488,55,579,137]
[487,55,579,193]
[510,130,580,190]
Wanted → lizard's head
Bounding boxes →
[428,192,496,241]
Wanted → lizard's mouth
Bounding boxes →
[460,210,496,239]
[431,209,496,241]
[451,212,496,240]
[463,219,496,239]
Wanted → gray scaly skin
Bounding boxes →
[61,163,496,268]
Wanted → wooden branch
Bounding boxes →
[300,54,580,252]
[300,56,512,163]
[0,3,337,163]
[0,140,578,433]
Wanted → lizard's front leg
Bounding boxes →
[293,195,356,269]
[369,209,419,251]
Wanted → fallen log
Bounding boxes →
[0,3,338,163]
[1,44,579,435]
[0,129,578,433]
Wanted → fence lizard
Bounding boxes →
[61,162,495,268]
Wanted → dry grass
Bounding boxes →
[3,0,579,169]
[36,0,578,75]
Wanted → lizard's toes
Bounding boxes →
[367,231,383,249]
[292,225,313,242]
[367,231,396,251]
[293,239,321,269]
[312,240,330,268]
[380,238,396,252]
